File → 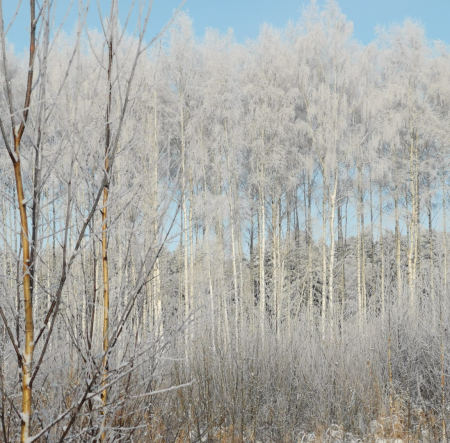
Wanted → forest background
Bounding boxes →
[1,0,450,442]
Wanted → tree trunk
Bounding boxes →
[259,181,266,341]
[179,95,190,347]
[0,0,37,438]
[306,178,312,328]
[152,93,162,337]
[225,120,239,345]
[259,130,266,342]
[395,189,402,304]
[328,173,338,333]
[427,190,435,328]
[357,165,363,329]
[249,213,255,333]
[379,183,385,323]
[100,24,114,439]
[360,170,366,323]
[443,176,447,291]
[14,144,34,443]
[322,172,327,339]
[337,190,345,335]
[272,194,278,336]
[407,127,416,310]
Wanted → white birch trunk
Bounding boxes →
[328,174,338,333]
[322,172,327,339]
[379,183,385,323]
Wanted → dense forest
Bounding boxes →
[1,0,450,442]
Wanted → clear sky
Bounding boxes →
[3,0,450,52]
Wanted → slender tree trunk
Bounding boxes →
[393,142,401,303]
[0,0,37,438]
[360,170,366,323]
[322,171,327,339]
[15,142,34,443]
[237,216,245,337]
[428,190,435,328]
[259,131,266,342]
[295,186,300,247]
[225,120,239,345]
[379,183,385,322]
[369,169,375,265]
[272,194,278,336]
[278,197,283,338]
[218,219,230,351]
[337,190,345,336]
[440,297,447,442]
[388,290,393,417]
[443,176,447,291]
[89,221,98,351]
[179,95,190,348]
[152,92,162,337]
[230,197,239,342]
[357,165,363,329]
[407,126,416,310]
[413,159,420,313]
[188,170,194,344]
[259,181,266,342]
[249,214,255,333]
[395,189,402,304]
[203,172,215,350]
[307,177,313,326]
[101,24,114,438]
[328,173,338,333]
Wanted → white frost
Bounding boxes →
[86,393,103,404]
[21,412,30,439]
[23,351,32,365]
[20,412,29,423]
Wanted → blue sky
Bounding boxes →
[3,0,450,52]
